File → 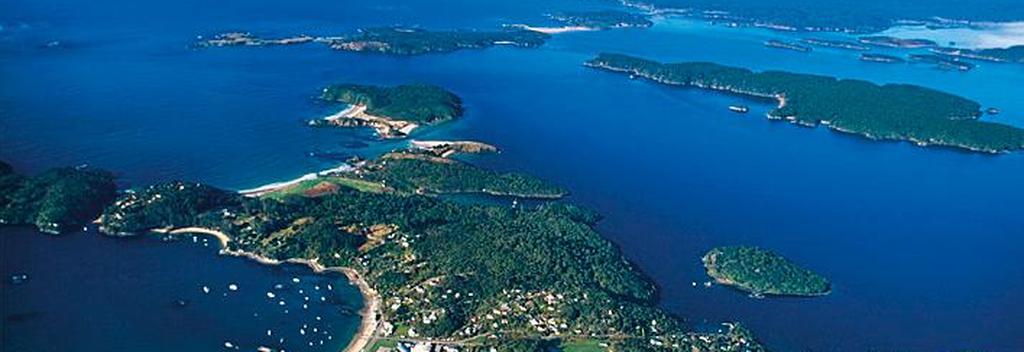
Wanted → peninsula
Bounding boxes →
[703,246,830,297]
[309,84,462,139]
[585,53,1024,153]
[0,161,116,234]
[93,150,764,351]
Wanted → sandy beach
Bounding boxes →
[155,227,380,352]
[512,24,597,34]
[321,104,419,138]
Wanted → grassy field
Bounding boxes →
[263,176,386,200]
[560,339,608,352]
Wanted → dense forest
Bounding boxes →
[0,161,117,234]
[977,45,1024,63]
[704,246,830,296]
[326,27,549,55]
[94,152,763,351]
[321,84,463,124]
[586,53,1024,153]
[355,155,567,198]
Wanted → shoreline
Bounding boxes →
[511,24,598,34]
[238,164,354,197]
[153,227,379,352]
[702,251,831,298]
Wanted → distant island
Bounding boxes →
[703,246,830,297]
[858,36,936,48]
[621,0,1022,33]
[199,27,549,56]
[0,161,116,234]
[800,38,870,51]
[89,144,764,351]
[309,84,462,139]
[909,54,975,71]
[197,32,314,47]
[932,45,1024,64]
[325,27,548,55]
[764,39,812,52]
[585,53,1024,153]
[860,53,905,63]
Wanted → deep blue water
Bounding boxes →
[0,226,363,352]
[2,0,1023,351]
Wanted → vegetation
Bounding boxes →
[977,45,1024,63]
[355,154,567,198]
[586,53,1024,153]
[94,152,763,351]
[0,161,116,234]
[99,181,239,235]
[550,10,653,29]
[703,246,830,297]
[326,27,549,55]
[933,45,1024,64]
[321,84,463,124]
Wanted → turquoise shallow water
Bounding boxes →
[2,1,1024,351]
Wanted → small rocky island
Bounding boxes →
[799,38,870,51]
[309,84,462,139]
[858,36,937,48]
[909,54,975,71]
[585,53,1024,153]
[764,39,812,52]
[703,246,830,297]
[860,53,905,63]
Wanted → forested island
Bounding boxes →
[585,53,1024,153]
[860,53,904,63]
[199,27,549,56]
[858,36,936,48]
[932,45,1024,63]
[309,84,462,138]
[89,148,764,352]
[764,39,811,52]
[0,161,116,234]
[325,27,547,55]
[703,246,830,297]
[799,38,870,51]
[909,54,975,71]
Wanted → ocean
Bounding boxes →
[2,0,1023,351]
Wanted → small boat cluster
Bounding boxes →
[185,252,345,351]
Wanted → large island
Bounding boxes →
[585,53,1024,153]
[703,246,830,297]
[90,149,764,352]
